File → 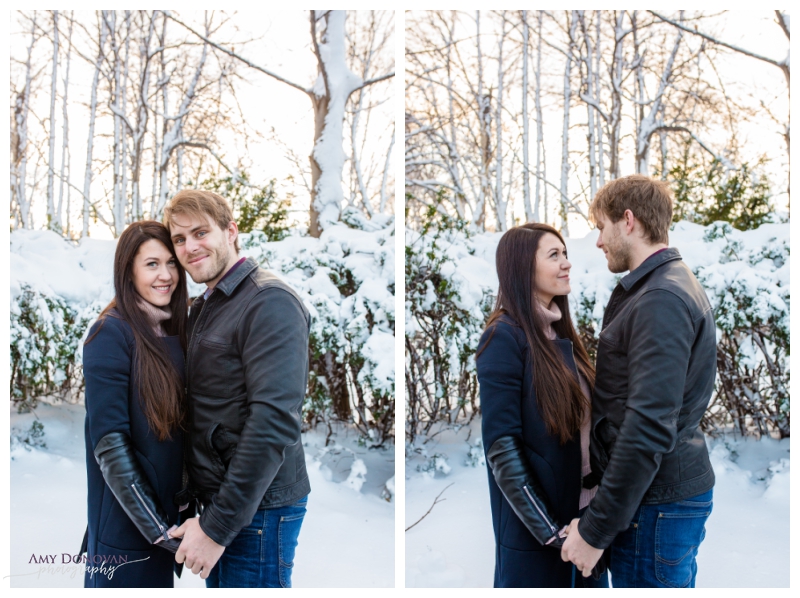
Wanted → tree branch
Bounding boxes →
[405,483,454,532]
[164,12,311,96]
[649,11,786,69]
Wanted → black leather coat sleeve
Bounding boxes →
[94,432,182,553]
[199,287,309,547]
[487,435,563,548]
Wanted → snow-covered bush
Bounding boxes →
[696,222,789,437]
[9,223,395,446]
[10,284,101,411]
[405,220,790,443]
[405,216,494,447]
[247,218,395,446]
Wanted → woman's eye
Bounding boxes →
[197,231,206,238]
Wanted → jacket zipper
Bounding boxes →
[523,485,556,536]
[131,482,168,541]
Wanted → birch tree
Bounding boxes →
[46,11,59,231]
[166,10,394,237]
[57,12,73,237]
[11,12,38,229]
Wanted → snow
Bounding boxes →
[9,404,394,588]
[405,422,789,588]
[311,10,364,232]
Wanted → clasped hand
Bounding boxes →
[560,518,603,578]
[172,517,226,579]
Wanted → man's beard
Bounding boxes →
[190,247,231,284]
[606,236,632,273]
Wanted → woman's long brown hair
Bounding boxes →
[478,223,595,444]
[86,221,188,441]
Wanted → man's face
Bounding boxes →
[595,211,632,273]
[169,213,238,287]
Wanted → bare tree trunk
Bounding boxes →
[609,11,625,180]
[125,12,156,222]
[474,10,489,230]
[157,23,208,217]
[120,12,131,225]
[635,13,682,175]
[559,13,577,235]
[12,12,37,230]
[521,10,532,221]
[578,11,598,199]
[106,11,126,235]
[444,12,466,220]
[82,13,107,238]
[595,12,605,188]
[494,11,507,231]
[57,13,74,237]
[379,132,394,214]
[47,11,60,231]
[534,11,544,223]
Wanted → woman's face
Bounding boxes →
[534,232,571,306]
[132,239,179,307]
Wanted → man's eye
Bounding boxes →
[197,231,206,238]
[174,238,184,244]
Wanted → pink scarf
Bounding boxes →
[136,298,172,337]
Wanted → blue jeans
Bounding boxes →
[610,489,713,588]
[206,496,308,588]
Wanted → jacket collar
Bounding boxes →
[214,256,259,297]
[620,247,682,291]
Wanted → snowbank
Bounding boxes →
[405,423,789,588]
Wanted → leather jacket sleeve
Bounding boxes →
[487,435,564,548]
[199,287,309,547]
[94,431,182,553]
[579,290,694,549]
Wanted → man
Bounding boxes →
[164,189,311,588]
[561,175,716,588]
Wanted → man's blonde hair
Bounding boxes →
[163,189,239,252]
[589,175,673,244]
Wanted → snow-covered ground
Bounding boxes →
[9,403,394,588]
[405,422,789,588]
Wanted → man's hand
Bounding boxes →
[560,518,604,577]
[173,517,226,579]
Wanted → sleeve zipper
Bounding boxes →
[523,484,557,536]
[131,482,169,542]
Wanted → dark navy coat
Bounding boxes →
[83,313,184,588]
[477,315,583,588]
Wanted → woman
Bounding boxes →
[82,221,189,587]
[476,223,607,588]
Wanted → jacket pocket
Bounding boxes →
[204,423,228,479]
[210,424,239,468]
[192,337,241,398]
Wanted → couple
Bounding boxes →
[82,190,311,588]
[478,175,716,588]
